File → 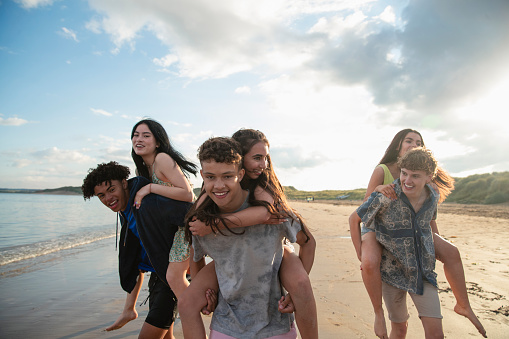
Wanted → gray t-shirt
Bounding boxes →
[193,197,301,339]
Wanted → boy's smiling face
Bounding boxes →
[94,179,129,212]
[400,168,432,198]
[200,160,245,213]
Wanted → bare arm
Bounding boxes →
[364,166,397,201]
[134,153,194,207]
[189,186,283,236]
[295,225,316,274]
[189,246,206,280]
[349,210,362,261]
[430,219,439,234]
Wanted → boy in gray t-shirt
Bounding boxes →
[185,137,311,339]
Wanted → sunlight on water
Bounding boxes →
[0,193,116,265]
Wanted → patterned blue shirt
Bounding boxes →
[357,179,439,295]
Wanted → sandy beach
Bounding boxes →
[0,201,507,338]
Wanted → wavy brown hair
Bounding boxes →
[232,129,310,240]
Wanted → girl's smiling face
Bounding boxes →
[132,123,159,157]
[398,132,422,158]
[243,141,269,180]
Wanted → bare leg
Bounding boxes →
[420,317,444,339]
[166,259,190,300]
[433,234,486,337]
[279,247,318,339]
[139,321,174,339]
[106,271,143,331]
[389,321,407,339]
[179,262,218,339]
[361,232,387,339]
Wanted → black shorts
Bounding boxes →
[145,273,178,329]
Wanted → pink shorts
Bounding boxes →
[209,323,297,339]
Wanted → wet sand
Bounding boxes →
[0,202,507,338]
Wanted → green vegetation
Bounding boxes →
[2,172,508,204]
[446,171,509,204]
[283,186,366,201]
[284,172,509,205]
[37,186,83,195]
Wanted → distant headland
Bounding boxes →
[1,171,508,205]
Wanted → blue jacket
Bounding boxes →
[118,176,193,293]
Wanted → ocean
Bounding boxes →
[0,193,116,276]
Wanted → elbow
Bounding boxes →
[306,232,316,250]
[184,190,194,203]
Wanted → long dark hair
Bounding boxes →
[131,119,198,179]
[232,129,310,240]
[378,129,424,165]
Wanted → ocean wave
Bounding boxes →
[0,229,115,266]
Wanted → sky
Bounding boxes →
[1,0,508,191]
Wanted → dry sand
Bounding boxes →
[0,201,507,338]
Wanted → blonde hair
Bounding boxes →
[397,147,437,177]
[397,147,455,203]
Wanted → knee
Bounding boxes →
[284,272,313,298]
[426,329,444,339]
[166,267,186,289]
[436,242,461,264]
[391,322,408,338]
[177,290,196,317]
[361,253,381,273]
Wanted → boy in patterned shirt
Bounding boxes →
[350,148,447,339]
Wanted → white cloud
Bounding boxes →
[235,86,251,94]
[14,0,55,9]
[90,108,113,117]
[153,54,179,68]
[309,11,368,39]
[378,6,396,24]
[85,19,102,34]
[0,116,29,126]
[31,147,94,163]
[12,159,31,168]
[60,27,79,42]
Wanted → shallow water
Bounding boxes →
[0,193,115,271]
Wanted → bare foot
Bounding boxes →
[454,303,487,338]
[105,309,138,331]
[374,310,388,339]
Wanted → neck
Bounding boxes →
[407,187,428,212]
[142,154,156,169]
[220,189,248,213]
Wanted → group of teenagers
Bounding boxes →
[81,119,486,339]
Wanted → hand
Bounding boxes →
[278,294,295,314]
[265,215,287,225]
[201,289,218,315]
[133,184,151,209]
[374,184,397,201]
[189,218,213,236]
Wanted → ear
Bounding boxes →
[200,169,204,180]
[122,179,128,189]
[238,168,245,182]
[426,174,432,184]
